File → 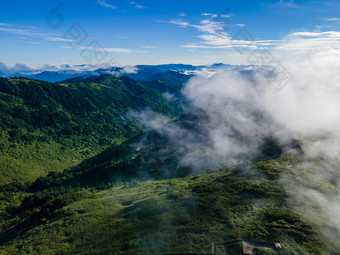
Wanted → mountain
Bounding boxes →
[136,64,205,72]
[0,127,337,254]
[24,67,123,82]
[123,67,162,81]
[10,65,198,82]
[25,71,87,83]
[133,71,191,97]
[0,75,337,254]
[0,76,183,186]
[145,70,192,84]
[8,64,248,83]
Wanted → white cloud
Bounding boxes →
[288,31,340,37]
[170,19,277,50]
[130,1,145,9]
[61,45,145,53]
[167,16,278,52]
[324,17,340,22]
[169,18,225,34]
[104,47,145,53]
[201,13,218,18]
[168,12,340,63]
[45,36,74,42]
[96,0,117,9]
[142,45,156,49]
[175,25,340,64]
[0,62,141,76]
[178,12,186,17]
[0,25,73,43]
[276,0,299,8]
[195,19,225,34]
[103,65,138,75]
[0,27,38,36]
[121,65,138,74]
[220,14,232,18]
[168,20,190,27]
[181,44,257,50]
[0,62,35,75]
[15,40,41,45]
[275,31,340,57]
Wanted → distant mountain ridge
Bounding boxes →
[4,63,255,82]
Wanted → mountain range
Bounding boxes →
[0,71,338,254]
[1,63,254,82]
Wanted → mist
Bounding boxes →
[132,48,340,247]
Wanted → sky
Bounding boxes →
[1,0,340,67]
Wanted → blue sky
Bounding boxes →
[1,0,340,67]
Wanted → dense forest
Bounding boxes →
[0,75,183,185]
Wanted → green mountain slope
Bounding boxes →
[0,76,338,255]
[0,120,338,254]
[0,153,338,254]
[0,76,183,185]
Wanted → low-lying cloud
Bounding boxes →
[133,48,340,247]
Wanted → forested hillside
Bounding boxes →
[0,76,183,186]
[0,76,339,255]
[0,135,338,254]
